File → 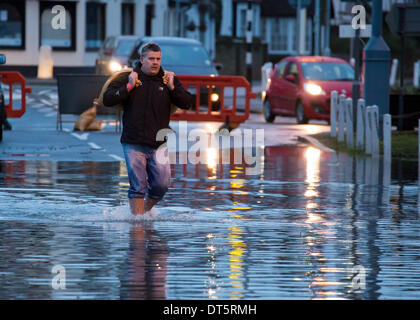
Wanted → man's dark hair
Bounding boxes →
[140,42,161,58]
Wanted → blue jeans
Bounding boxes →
[122,143,171,201]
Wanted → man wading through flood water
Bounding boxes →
[103,42,193,215]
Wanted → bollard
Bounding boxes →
[356,156,364,184]
[345,97,354,148]
[38,45,54,79]
[365,106,373,155]
[330,90,338,138]
[356,98,365,150]
[383,114,392,163]
[382,159,391,204]
[338,94,346,142]
[365,156,372,185]
[365,156,379,187]
[383,114,392,205]
[371,156,380,189]
[370,105,380,158]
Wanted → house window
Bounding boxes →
[268,17,311,55]
[40,1,76,51]
[270,18,291,53]
[305,19,312,53]
[290,19,296,52]
[121,3,134,35]
[236,3,258,38]
[278,19,289,51]
[239,8,246,37]
[261,17,266,41]
[86,2,106,51]
[145,3,154,36]
[0,1,25,49]
[292,18,312,54]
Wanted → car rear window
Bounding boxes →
[151,44,212,67]
[301,62,354,81]
[116,39,136,56]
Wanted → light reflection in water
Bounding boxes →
[225,166,248,299]
[206,147,218,173]
[205,232,219,299]
[305,147,321,184]
[304,146,342,299]
[227,226,245,299]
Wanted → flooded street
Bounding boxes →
[1,146,420,299]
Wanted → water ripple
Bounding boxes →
[1,151,420,299]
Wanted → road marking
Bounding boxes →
[46,112,56,117]
[109,154,124,161]
[38,89,56,96]
[62,128,70,133]
[38,89,50,96]
[88,142,102,150]
[41,99,54,106]
[71,132,89,141]
[298,135,335,153]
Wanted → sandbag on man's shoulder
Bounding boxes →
[98,69,133,110]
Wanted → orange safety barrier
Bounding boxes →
[0,71,32,118]
[173,75,257,128]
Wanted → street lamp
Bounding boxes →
[362,0,390,135]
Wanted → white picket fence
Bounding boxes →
[330,90,392,163]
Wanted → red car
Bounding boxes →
[263,56,355,124]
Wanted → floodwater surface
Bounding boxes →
[0,146,420,299]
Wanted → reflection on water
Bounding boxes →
[1,147,420,299]
[120,223,168,300]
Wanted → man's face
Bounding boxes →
[140,50,161,76]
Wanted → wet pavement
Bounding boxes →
[1,84,420,300]
[1,84,330,161]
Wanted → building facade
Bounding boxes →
[0,0,217,69]
[1,0,412,71]
[221,0,313,56]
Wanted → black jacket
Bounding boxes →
[103,63,193,148]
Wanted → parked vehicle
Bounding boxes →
[127,36,222,110]
[128,36,219,75]
[95,35,141,75]
[264,56,355,124]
